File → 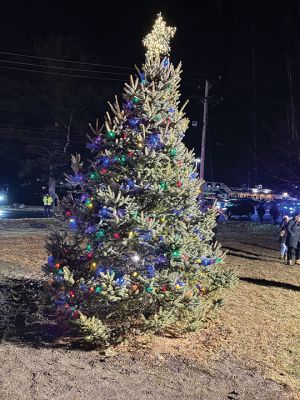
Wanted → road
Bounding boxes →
[0,205,277,224]
[0,206,46,219]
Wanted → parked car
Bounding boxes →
[225,199,256,219]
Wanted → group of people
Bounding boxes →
[257,202,280,224]
[279,214,300,265]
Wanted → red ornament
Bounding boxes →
[89,287,95,293]
[69,291,75,298]
[101,168,107,174]
[55,263,60,269]
[87,252,93,259]
[177,181,182,187]
[113,233,121,239]
[128,151,133,157]
[66,210,72,217]
[123,133,127,139]
[161,285,168,292]
[72,310,80,319]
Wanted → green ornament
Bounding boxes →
[146,286,153,293]
[160,181,168,190]
[170,149,177,157]
[86,244,92,251]
[120,155,127,164]
[131,210,138,218]
[95,286,102,293]
[90,172,98,180]
[141,79,147,85]
[95,229,105,239]
[107,130,115,139]
[216,257,222,263]
[172,249,181,258]
[133,97,139,104]
[154,114,161,121]
[114,155,121,163]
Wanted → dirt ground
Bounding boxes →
[0,219,299,400]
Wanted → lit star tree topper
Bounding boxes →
[142,13,176,61]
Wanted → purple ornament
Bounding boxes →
[155,255,167,264]
[84,225,96,234]
[80,193,88,202]
[117,208,126,217]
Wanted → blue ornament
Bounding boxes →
[176,280,185,287]
[168,107,175,113]
[70,174,84,185]
[147,133,162,149]
[98,206,112,219]
[95,266,106,277]
[202,258,210,267]
[128,117,140,127]
[47,255,55,267]
[190,173,198,180]
[162,57,170,68]
[79,284,88,291]
[139,230,152,241]
[55,299,66,306]
[86,137,101,151]
[102,156,110,167]
[146,265,155,278]
[115,277,126,286]
[69,218,78,230]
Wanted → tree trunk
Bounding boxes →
[48,164,56,210]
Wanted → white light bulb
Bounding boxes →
[131,254,140,263]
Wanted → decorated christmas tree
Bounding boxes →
[45,14,235,346]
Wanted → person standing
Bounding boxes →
[43,193,53,217]
[279,215,289,260]
[257,203,265,224]
[286,214,300,265]
[270,203,280,225]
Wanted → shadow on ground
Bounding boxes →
[239,276,300,292]
[0,277,71,347]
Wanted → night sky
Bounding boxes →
[1,0,300,201]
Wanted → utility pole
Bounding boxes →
[199,80,209,181]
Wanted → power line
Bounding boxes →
[0,133,86,144]
[0,123,85,136]
[0,65,125,81]
[0,51,133,70]
[0,59,131,76]
[0,51,218,80]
